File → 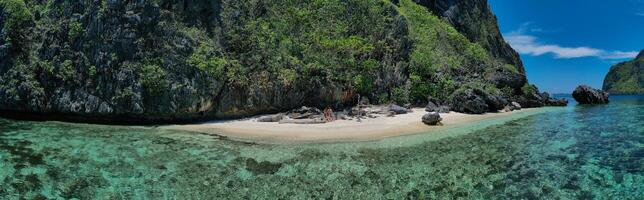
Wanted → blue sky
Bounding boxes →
[489,0,644,93]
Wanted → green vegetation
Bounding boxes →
[140,64,167,96]
[0,0,531,117]
[57,59,75,82]
[1,0,32,55]
[603,55,644,94]
[521,84,538,96]
[67,19,83,40]
[396,0,507,103]
[187,43,228,78]
[216,0,409,100]
[450,81,502,99]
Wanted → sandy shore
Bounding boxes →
[163,108,544,144]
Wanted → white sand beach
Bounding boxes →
[163,108,543,144]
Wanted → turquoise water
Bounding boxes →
[1,96,643,199]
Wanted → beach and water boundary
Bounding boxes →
[162,107,558,145]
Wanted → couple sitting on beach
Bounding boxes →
[324,106,335,122]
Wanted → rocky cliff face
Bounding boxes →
[0,0,548,123]
[411,0,525,75]
[603,50,644,95]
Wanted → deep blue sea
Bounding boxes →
[1,95,642,199]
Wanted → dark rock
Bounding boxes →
[425,96,440,112]
[513,93,545,108]
[536,92,568,106]
[484,94,508,111]
[545,98,568,107]
[387,104,410,114]
[450,87,510,113]
[435,105,451,113]
[257,114,283,122]
[452,89,490,114]
[403,103,412,109]
[572,85,610,104]
[539,92,551,100]
[486,66,527,89]
[422,112,442,125]
[245,158,282,175]
[425,98,450,113]
[287,106,323,119]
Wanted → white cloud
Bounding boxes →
[598,51,640,59]
[504,24,638,60]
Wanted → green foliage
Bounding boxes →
[0,0,524,116]
[278,68,297,86]
[113,86,135,102]
[391,86,410,104]
[0,61,44,102]
[1,0,33,53]
[88,65,97,77]
[503,64,519,73]
[57,59,75,82]
[353,74,374,96]
[140,64,167,95]
[603,59,644,94]
[219,0,402,98]
[397,0,499,103]
[188,43,220,72]
[521,84,538,96]
[449,81,501,100]
[68,19,83,40]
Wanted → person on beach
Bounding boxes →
[324,106,335,122]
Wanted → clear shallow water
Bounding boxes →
[1,96,643,199]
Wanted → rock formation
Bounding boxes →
[0,0,560,123]
[422,112,442,125]
[603,49,644,94]
[573,85,610,105]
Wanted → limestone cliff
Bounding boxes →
[0,0,547,123]
[603,50,644,95]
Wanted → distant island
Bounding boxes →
[603,50,644,95]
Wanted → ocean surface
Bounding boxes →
[1,95,643,199]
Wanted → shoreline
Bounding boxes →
[162,108,548,144]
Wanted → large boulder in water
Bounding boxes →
[545,98,569,106]
[422,112,442,125]
[572,85,609,104]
